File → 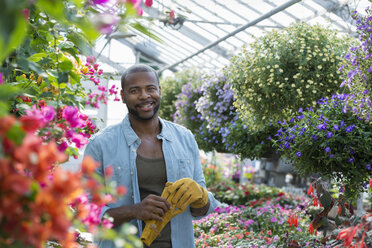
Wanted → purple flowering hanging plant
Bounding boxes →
[274,94,372,199]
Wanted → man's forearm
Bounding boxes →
[105,204,138,228]
[190,199,210,217]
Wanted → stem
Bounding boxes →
[53,30,61,120]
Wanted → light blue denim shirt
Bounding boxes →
[84,115,220,248]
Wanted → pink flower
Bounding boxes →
[97,69,103,75]
[94,13,120,35]
[62,106,84,128]
[41,106,55,122]
[91,0,110,5]
[0,73,3,84]
[58,141,68,152]
[71,133,88,149]
[21,8,30,20]
[144,0,152,7]
[86,56,95,65]
[93,64,99,70]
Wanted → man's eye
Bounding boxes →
[130,89,138,94]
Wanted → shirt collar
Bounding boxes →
[122,115,173,146]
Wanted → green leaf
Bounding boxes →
[28,52,48,62]
[6,123,26,146]
[130,22,162,43]
[0,14,28,63]
[319,191,332,209]
[36,0,65,22]
[58,71,69,84]
[0,84,22,101]
[59,58,73,72]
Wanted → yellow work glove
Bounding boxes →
[167,178,209,209]
[140,182,186,246]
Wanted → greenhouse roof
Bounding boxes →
[95,0,371,75]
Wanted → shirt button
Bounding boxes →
[187,160,190,164]
[132,149,136,152]
[118,166,121,170]
[131,195,134,199]
[130,171,134,175]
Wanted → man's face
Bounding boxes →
[121,71,161,121]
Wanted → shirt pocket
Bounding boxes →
[178,158,194,179]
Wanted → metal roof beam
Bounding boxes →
[158,0,301,73]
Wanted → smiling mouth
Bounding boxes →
[137,102,155,111]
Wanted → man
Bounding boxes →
[84,64,219,247]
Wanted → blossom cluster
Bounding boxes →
[21,104,96,155]
[174,72,238,153]
[227,22,350,130]
[0,115,117,247]
[81,56,121,108]
[340,5,372,122]
[90,0,153,34]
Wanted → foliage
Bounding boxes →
[159,69,198,121]
[227,22,351,131]
[224,118,280,159]
[340,5,372,122]
[209,180,300,208]
[274,94,372,199]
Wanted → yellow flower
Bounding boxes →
[30,73,36,80]
[36,76,43,85]
[81,67,89,74]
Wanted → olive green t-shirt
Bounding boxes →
[136,153,172,248]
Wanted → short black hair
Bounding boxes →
[121,64,159,89]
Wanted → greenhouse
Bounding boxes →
[0,0,371,247]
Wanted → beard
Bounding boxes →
[127,102,160,121]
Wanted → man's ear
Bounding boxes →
[120,89,126,104]
[158,84,161,96]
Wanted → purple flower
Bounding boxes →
[317,123,327,130]
[348,157,354,163]
[325,147,331,153]
[345,125,354,133]
[271,217,278,222]
[298,108,303,113]
[330,154,334,158]
[296,151,302,157]
[333,124,340,131]
[327,131,333,138]
[340,121,345,127]
[366,163,371,170]
[284,141,291,149]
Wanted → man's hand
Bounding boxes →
[135,194,171,221]
[166,178,209,209]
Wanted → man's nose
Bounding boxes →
[139,89,150,99]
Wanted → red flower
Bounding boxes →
[287,214,298,227]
